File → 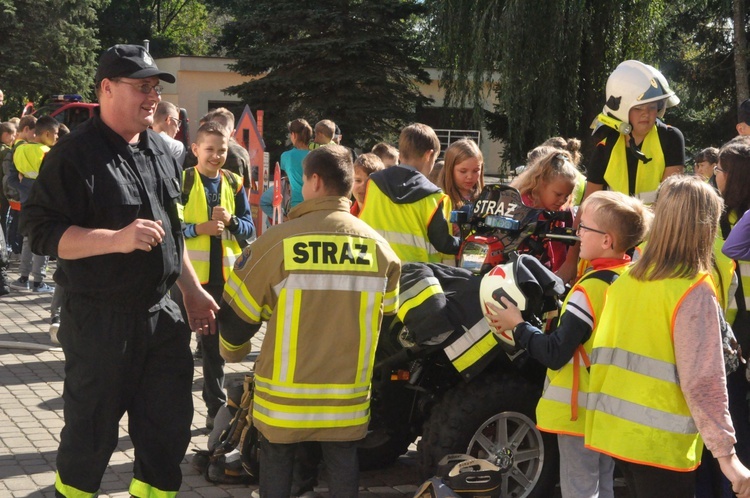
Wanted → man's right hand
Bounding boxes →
[116,218,165,253]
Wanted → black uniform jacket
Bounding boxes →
[21,113,184,311]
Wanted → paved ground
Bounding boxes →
[0,257,632,497]
[0,258,422,497]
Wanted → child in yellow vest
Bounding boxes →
[8,115,59,293]
[585,176,750,497]
[485,190,651,498]
[179,122,255,429]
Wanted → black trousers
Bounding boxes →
[173,283,226,417]
[55,295,193,497]
[616,458,695,498]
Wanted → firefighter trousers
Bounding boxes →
[54,294,193,497]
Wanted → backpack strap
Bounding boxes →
[181,167,196,205]
[577,269,619,286]
[220,169,243,195]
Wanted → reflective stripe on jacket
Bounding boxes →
[585,270,711,471]
[222,196,401,443]
[181,169,243,284]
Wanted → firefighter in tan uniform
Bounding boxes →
[219,145,401,497]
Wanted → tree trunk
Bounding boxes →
[734,0,749,105]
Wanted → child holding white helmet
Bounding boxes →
[485,190,651,498]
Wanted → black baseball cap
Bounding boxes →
[95,44,175,84]
[739,99,750,125]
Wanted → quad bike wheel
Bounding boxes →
[419,370,558,498]
[466,411,545,497]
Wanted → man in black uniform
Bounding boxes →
[21,44,220,498]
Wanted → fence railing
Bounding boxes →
[433,129,481,159]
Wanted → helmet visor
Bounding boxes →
[631,100,665,113]
[637,77,670,104]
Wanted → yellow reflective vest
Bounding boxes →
[181,169,243,284]
[359,179,452,264]
[585,269,712,471]
[13,142,50,180]
[602,125,665,202]
[536,264,627,437]
[634,238,735,313]
[222,197,401,443]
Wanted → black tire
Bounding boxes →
[419,370,559,498]
[357,428,415,470]
[358,317,419,470]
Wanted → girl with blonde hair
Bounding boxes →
[511,149,578,212]
[586,175,750,498]
[510,150,579,272]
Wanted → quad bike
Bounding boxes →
[358,184,577,498]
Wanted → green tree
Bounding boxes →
[97,0,219,57]
[220,0,432,162]
[0,0,105,118]
[429,0,669,169]
[734,0,749,104]
[653,1,740,156]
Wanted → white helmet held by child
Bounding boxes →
[480,263,527,347]
[480,255,566,350]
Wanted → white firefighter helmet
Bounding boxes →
[602,60,679,129]
[479,262,527,347]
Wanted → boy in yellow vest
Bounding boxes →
[9,115,59,293]
[359,123,459,263]
[485,190,651,498]
[180,121,255,429]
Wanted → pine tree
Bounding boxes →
[221,0,432,160]
[0,0,105,116]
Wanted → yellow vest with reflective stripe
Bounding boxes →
[714,234,736,312]
[536,265,627,436]
[725,212,750,325]
[602,125,665,201]
[181,169,243,284]
[585,270,711,471]
[727,260,750,326]
[360,181,450,263]
[636,238,734,312]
